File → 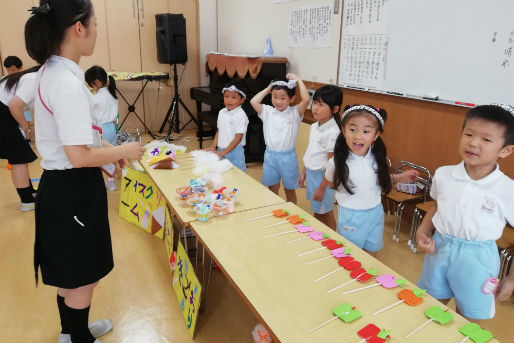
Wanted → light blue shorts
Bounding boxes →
[417,231,499,319]
[337,204,384,252]
[218,145,246,172]
[101,122,117,146]
[306,168,335,214]
[261,148,300,190]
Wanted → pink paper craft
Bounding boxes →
[331,247,350,258]
[308,231,325,240]
[376,274,399,288]
[295,224,314,233]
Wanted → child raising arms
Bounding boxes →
[250,73,310,204]
[324,105,417,256]
[297,85,342,230]
[417,104,514,322]
[205,79,249,171]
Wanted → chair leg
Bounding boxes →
[394,203,405,243]
[408,208,419,248]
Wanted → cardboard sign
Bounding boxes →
[172,242,202,338]
[119,168,165,239]
[164,205,174,272]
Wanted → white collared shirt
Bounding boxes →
[431,162,514,241]
[0,72,37,108]
[303,118,340,170]
[35,55,100,170]
[325,148,381,210]
[92,87,118,124]
[258,104,303,151]
[216,106,249,149]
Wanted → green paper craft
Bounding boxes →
[302,221,311,226]
[300,214,306,219]
[322,234,330,238]
[394,278,407,287]
[459,323,494,343]
[344,247,352,253]
[413,288,426,297]
[377,329,391,339]
[367,268,378,275]
[425,306,453,324]
[332,303,362,323]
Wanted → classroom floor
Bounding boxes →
[0,130,512,343]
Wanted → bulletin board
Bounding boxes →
[338,0,514,105]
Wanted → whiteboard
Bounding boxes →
[338,0,514,106]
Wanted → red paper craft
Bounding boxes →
[358,324,390,343]
[287,215,305,224]
[322,239,344,250]
[272,209,289,218]
[338,256,362,270]
[350,267,373,282]
[397,289,423,306]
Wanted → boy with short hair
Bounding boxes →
[3,56,23,74]
[417,104,514,321]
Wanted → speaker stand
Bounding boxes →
[159,64,198,141]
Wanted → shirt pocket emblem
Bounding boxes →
[481,196,496,214]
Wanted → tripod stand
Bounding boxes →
[159,63,198,141]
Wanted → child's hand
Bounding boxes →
[396,169,419,183]
[286,73,299,81]
[495,278,514,301]
[202,147,215,152]
[215,151,224,158]
[313,186,326,201]
[118,159,126,169]
[122,142,146,160]
[297,173,306,188]
[416,231,435,254]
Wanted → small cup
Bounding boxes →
[212,200,228,216]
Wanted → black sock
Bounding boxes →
[62,304,95,343]
[57,295,70,334]
[16,186,35,203]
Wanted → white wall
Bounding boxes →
[198,0,218,86]
[216,0,342,84]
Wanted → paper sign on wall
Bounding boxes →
[173,242,202,338]
[119,168,165,239]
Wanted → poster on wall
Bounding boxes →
[288,2,333,48]
[173,242,202,338]
[119,168,165,239]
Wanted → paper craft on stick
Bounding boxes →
[304,247,349,266]
[263,214,306,229]
[326,268,377,292]
[342,274,405,295]
[298,238,342,257]
[286,230,325,244]
[458,323,494,343]
[372,288,425,316]
[309,303,362,333]
[264,222,314,238]
[242,209,289,223]
[405,306,453,339]
[357,324,391,343]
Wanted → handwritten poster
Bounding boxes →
[119,168,165,239]
[173,242,202,338]
[289,2,333,48]
[164,205,175,273]
[340,34,388,88]
[343,0,389,30]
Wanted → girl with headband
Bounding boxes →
[323,104,418,256]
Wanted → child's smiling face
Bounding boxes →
[271,88,294,112]
[342,112,380,156]
[223,90,245,111]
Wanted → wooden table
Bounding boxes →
[189,202,495,343]
[141,156,286,226]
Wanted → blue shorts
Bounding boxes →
[101,122,117,146]
[261,148,300,190]
[306,168,335,214]
[218,145,246,172]
[417,232,499,319]
[337,204,384,252]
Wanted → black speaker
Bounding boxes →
[155,13,187,64]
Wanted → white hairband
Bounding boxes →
[222,85,246,98]
[341,105,384,127]
[270,79,297,89]
[491,103,514,116]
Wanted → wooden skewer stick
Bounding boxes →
[314,267,344,283]
[263,221,288,229]
[326,272,365,293]
[286,236,310,244]
[264,230,296,238]
[298,247,325,256]
[242,213,273,223]
[308,315,338,333]
[356,339,367,343]
[372,300,404,316]
[458,336,470,343]
[304,255,332,266]
[341,282,381,295]
[404,319,433,339]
